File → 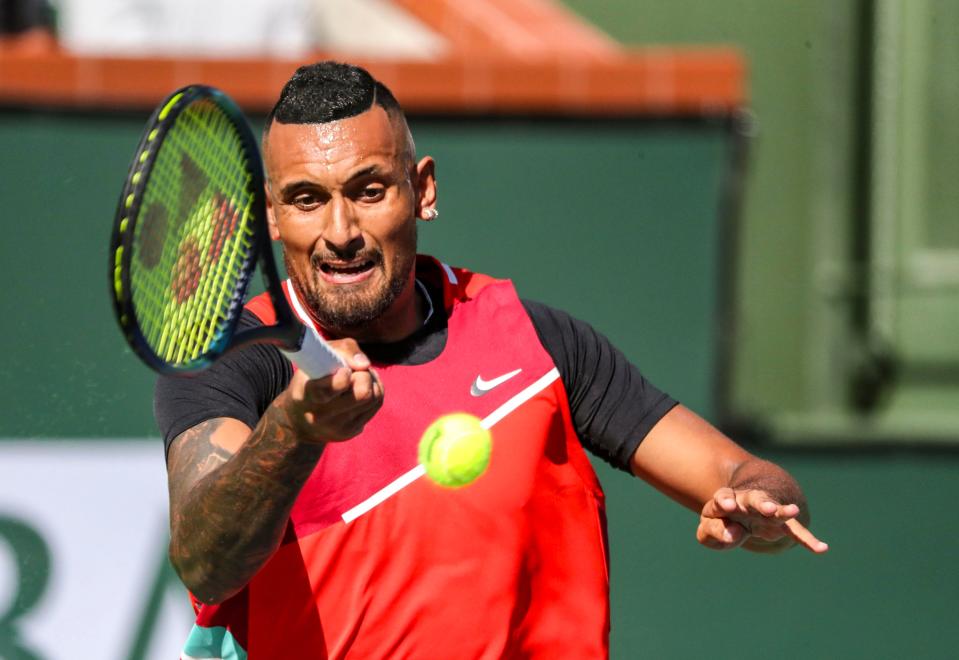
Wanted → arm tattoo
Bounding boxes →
[168,418,232,511]
[167,409,325,605]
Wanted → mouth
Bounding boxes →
[317,258,377,284]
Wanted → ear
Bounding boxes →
[413,156,437,220]
[265,184,281,241]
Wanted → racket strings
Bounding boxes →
[166,102,251,363]
[129,97,257,367]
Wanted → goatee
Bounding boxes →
[285,248,415,335]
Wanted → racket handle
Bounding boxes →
[282,325,347,379]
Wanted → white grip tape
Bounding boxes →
[282,325,346,378]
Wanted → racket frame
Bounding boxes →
[110,84,303,375]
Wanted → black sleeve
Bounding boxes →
[154,309,293,456]
[522,299,678,473]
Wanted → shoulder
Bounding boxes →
[518,297,678,471]
[520,298,591,353]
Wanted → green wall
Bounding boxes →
[603,448,957,659]
[564,0,859,421]
[0,113,730,438]
[0,113,157,437]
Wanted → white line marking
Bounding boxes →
[480,368,559,430]
[342,464,426,523]
[340,367,561,523]
[440,262,458,285]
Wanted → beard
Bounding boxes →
[284,229,417,335]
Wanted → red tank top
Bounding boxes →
[185,256,610,659]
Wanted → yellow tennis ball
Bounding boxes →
[418,413,492,488]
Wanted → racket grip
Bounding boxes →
[282,325,347,379]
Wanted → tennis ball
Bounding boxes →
[418,413,492,488]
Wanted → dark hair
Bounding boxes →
[266,61,403,128]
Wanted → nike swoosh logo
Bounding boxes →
[471,368,522,396]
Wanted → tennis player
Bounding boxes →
[155,61,827,659]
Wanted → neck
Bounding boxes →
[359,277,425,343]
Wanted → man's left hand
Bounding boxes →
[697,487,829,554]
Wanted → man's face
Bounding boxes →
[264,106,435,339]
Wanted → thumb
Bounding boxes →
[701,487,739,519]
[345,350,370,371]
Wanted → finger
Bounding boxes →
[301,368,355,408]
[775,503,801,519]
[353,368,384,404]
[701,487,739,518]
[320,372,384,418]
[289,369,348,406]
[784,518,829,554]
[697,516,747,550]
[345,350,370,372]
[331,366,354,391]
[735,490,796,519]
[748,520,790,543]
[739,490,780,517]
[350,370,378,402]
[328,338,370,372]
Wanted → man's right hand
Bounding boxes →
[278,339,384,444]
[167,338,383,604]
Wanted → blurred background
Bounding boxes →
[1,0,956,658]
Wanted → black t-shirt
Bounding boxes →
[155,283,677,473]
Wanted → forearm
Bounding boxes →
[169,406,324,604]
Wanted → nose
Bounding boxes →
[322,196,363,255]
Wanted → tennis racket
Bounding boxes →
[109,84,345,377]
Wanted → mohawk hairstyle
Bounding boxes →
[266,61,403,128]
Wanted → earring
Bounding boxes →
[421,208,439,221]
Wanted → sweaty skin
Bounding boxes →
[263,106,435,342]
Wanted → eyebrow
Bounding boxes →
[277,164,387,198]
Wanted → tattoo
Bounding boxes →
[167,409,325,605]
[167,418,230,512]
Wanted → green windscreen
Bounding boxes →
[123,95,258,367]
[0,113,731,434]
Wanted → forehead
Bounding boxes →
[264,106,408,181]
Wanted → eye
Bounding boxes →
[292,192,322,210]
[358,185,385,202]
